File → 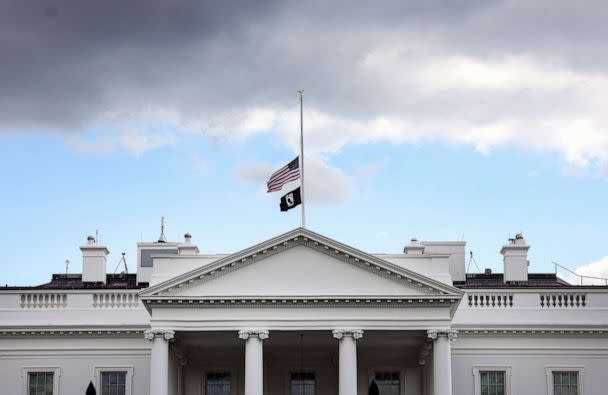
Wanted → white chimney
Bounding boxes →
[501,233,529,283]
[80,235,109,283]
[178,233,199,255]
[403,237,425,255]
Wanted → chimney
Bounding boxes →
[500,233,529,283]
[178,233,199,255]
[403,237,425,255]
[80,235,109,283]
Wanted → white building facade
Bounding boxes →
[1,228,606,395]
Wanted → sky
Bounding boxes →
[1,0,608,285]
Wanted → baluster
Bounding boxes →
[508,294,513,307]
[540,294,545,307]
[582,294,586,307]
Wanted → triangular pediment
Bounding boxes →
[139,228,462,300]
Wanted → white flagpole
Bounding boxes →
[298,89,305,228]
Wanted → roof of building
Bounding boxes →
[455,273,574,288]
[2,273,147,290]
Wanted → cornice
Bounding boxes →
[140,228,463,301]
[142,296,458,308]
[0,327,148,338]
[456,327,608,337]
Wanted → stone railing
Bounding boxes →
[92,293,139,308]
[20,293,67,309]
[467,293,514,308]
[540,292,586,308]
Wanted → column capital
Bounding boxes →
[427,329,458,342]
[332,329,364,340]
[144,329,175,341]
[238,329,269,340]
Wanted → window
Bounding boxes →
[94,367,133,395]
[374,372,400,395]
[546,367,583,395]
[473,366,511,395]
[290,372,315,395]
[480,371,505,395]
[100,371,127,395]
[28,372,54,395]
[207,372,231,395]
[553,371,578,394]
[21,368,60,395]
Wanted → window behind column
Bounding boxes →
[290,372,315,395]
[374,372,400,395]
[207,372,231,395]
[28,372,54,395]
[100,371,127,395]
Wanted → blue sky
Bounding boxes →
[1,128,607,286]
[2,2,608,285]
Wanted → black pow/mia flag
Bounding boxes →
[280,187,302,212]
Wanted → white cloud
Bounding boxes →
[235,162,275,183]
[68,132,176,156]
[354,157,390,179]
[235,156,354,204]
[561,256,608,285]
[6,1,608,172]
[189,152,207,174]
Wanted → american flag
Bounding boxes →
[267,156,300,192]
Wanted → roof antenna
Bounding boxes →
[65,259,70,275]
[95,229,99,244]
[466,251,481,273]
[114,252,128,274]
[158,216,167,243]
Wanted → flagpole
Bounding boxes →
[298,89,305,228]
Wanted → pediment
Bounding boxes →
[139,228,462,301]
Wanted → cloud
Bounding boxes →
[235,156,354,204]
[354,157,390,179]
[235,162,275,184]
[68,131,176,156]
[3,1,608,168]
[561,256,608,285]
[189,152,206,174]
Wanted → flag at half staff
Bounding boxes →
[267,156,300,192]
[280,187,302,212]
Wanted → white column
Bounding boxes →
[239,330,269,395]
[427,329,457,395]
[145,329,175,395]
[333,329,363,395]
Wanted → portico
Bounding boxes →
[142,329,457,395]
[139,228,463,395]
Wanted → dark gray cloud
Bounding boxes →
[2,1,608,166]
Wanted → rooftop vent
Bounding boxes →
[403,237,425,255]
[484,268,492,275]
[178,232,199,255]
